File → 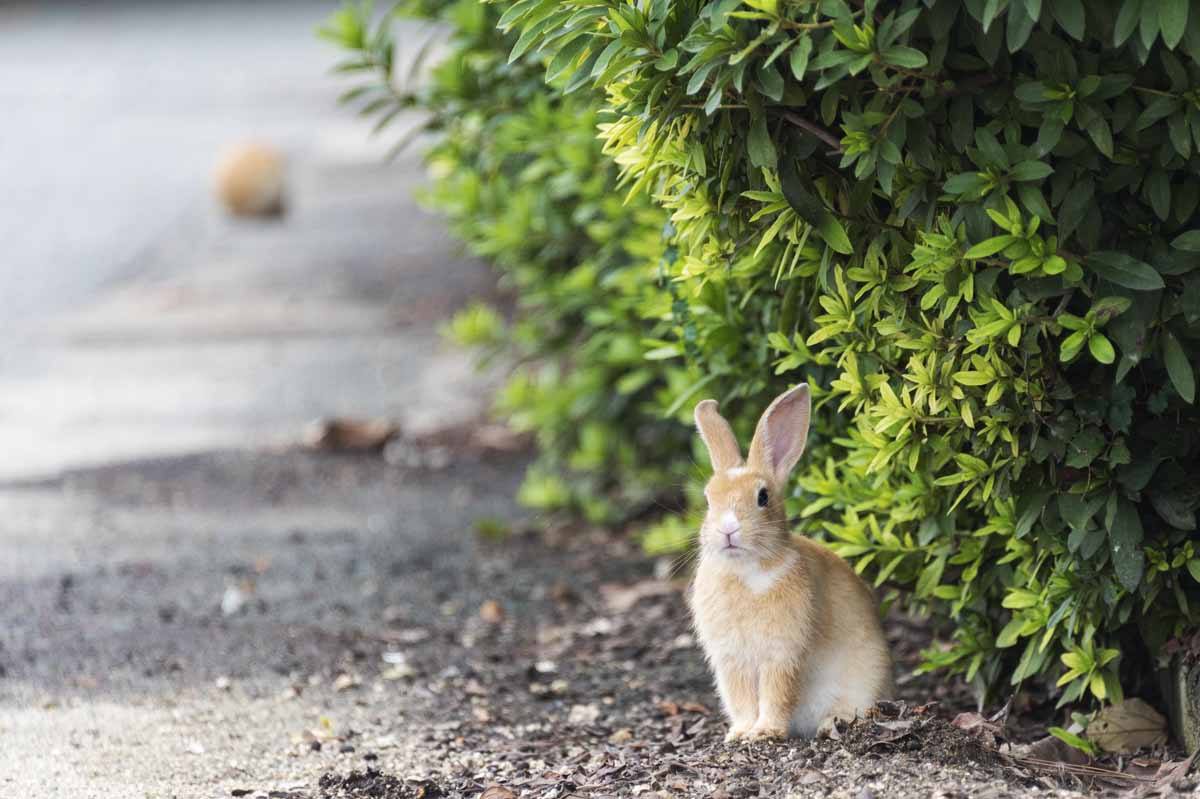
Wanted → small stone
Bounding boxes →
[214,141,286,217]
[567,704,601,725]
[332,673,359,692]
[479,600,505,624]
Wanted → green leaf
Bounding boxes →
[818,214,854,255]
[1060,330,1087,361]
[1108,497,1145,592]
[1082,112,1114,158]
[1172,231,1200,252]
[1049,727,1097,757]
[1007,3,1037,52]
[1114,0,1142,46]
[789,37,813,80]
[1089,334,1116,363]
[1010,160,1053,181]
[1065,427,1105,467]
[966,235,1019,258]
[1086,252,1165,290]
[757,61,784,102]
[1140,0,1161,49]
[1188,559,1200,584]
[1146,170,1172,221]
[882,46,928,69]
[1161,0,1190,49]
[1163,331,1195,403]
[748,114,777,168]
[944,172,988,194]
[1051,0,1086,39]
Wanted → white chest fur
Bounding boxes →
[735,553,796,595]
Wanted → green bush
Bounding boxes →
[327,0,1200,708]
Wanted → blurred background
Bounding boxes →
[0,0,489,479]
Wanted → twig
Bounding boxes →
[781,111,844,153]
[1009,756,1154,783]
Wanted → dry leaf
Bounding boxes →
[600,580,676,613]
[1088,698,1168,754]
[608,728,634,744]
[951,711,1003,749]
[303,418,398,453]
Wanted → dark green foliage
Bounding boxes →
[326,0,1200,707]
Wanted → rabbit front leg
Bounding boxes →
[714,658,758,741]
[747,660,800,739]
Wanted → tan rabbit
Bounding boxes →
[688,383,893,741]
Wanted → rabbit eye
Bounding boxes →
[757,487,769,507]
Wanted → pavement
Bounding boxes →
[0,3,527,796]
[0,0,480,479]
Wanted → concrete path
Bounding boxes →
[0,0,482,479]
[0,4,527,796]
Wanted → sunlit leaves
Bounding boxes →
[355,0,1200,714]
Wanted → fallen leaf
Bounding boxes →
[609,728,634,744]
[1088,698,1168,754]
[797,769,825,784]
[680,701,711,715]
[479,600,505,624]
[657,700,680,717]
[303,418,398,453]
[600,580,677,613]
[951,711,1003,749]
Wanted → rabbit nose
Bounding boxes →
[717,511,740,544]
[717,510,739,533]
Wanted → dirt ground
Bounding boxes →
[4,439,1192,798]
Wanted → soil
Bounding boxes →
[1,442,1190,798]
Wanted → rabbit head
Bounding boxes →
[693,384,811,563]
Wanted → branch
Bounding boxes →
[781,112,843,153]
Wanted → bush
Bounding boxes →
[327,0,1200,708]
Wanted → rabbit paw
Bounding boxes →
[724,723,752,743]
[746,722,789,740]
[815,716,842,740]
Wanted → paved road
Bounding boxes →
[0,4,532,797]
[0,1,482,479]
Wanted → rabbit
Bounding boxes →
[687,383,893,741]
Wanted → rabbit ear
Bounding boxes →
[748,383,811,483]
[694,399,742,472]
